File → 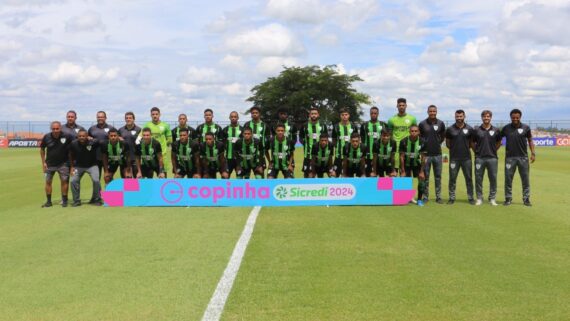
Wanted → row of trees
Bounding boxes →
[246,65,371,124]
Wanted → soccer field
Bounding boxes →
[1,148,569,321]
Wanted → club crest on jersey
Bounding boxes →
[450,162,456,169]
[476,164,481,170]
[463,129,468,134]
[86,145,92,151]
[75,128,79,133]
[159,126,164,131]
[517,128,523,134]
[60,138,66,144]
[405,119,410,124]
[506,163,512,169]
[104,128,109,133]
[131,130,136,135]
[489,130,495,136]
[433,125,439,131]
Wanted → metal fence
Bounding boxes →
[1,120,570,139]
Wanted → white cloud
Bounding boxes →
[50,62,119,85]
[266,0,326,23]
[0,40,23,51]
[255,56,299,75]
[180,66,225,85]
[65,11,105,32]
[220,55,246,70]
[224,23,305,57]
[222,82,247,96]
[19,45,72,65]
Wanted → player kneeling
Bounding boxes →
[342,133,367,178]
[399,125,427,206]
[201,132,229,179]
[102,128,132,184]
[171,128,201,178]
[135,128,166,178]
[235,127,264,179]
[310,133,335,178]
[372,129,398,177]
[267,124,295,179]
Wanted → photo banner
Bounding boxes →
[102,177,416,207]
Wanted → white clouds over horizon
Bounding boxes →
[1,0,570,121]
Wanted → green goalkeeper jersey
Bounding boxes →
[388,114,417,143]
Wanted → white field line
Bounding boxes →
[201,205,262,321]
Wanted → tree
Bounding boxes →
[246,65,371,125]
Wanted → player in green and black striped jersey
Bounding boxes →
[222,111,243,176]
[371,129,398,177]
[235,127,264,179]
[200,132,229,179]
[361,106,387,176]
[399,125,427,205]
[135,128,165,179]
[171,113,197,142]
[333,108,359,175]
[101,128,131,184]
[310,133,335,178]
[171,128,201,178]
[342,132,367,178]
[243,106,270,154]
[196,108,224,143]
[267,124,295,179]
[272,108,298,143]
[299,107,328,178]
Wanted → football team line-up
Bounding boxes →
[39,98,536,208]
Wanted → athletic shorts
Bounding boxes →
[203,166,226,178]
[345,166,364,177]
[141,166,161,179]
[267,168,293,179]
[226,159,237,175]
[314,165,332,178]
[302,158,312,173]
[404,166,420,178]
[175,166,197,178]
[45,164,70,182]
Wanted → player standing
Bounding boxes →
[118,112,141,178]
[445,110,475,205]
[388,98,417,170]
[140,107,172,176]
[196,109,223,143]
[299,107,328,178]
[418,105,445,203]
[40,121,72,207]
[222,111,243,177]
[472,110,501,206]
[172,113,196,142]
[87,111,116,179]
[360,106,386,177]
[61,110,86,139]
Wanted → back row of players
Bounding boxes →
[41,98,535,207]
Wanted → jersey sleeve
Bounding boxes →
[40,135,48,150]
[387,117,394,130]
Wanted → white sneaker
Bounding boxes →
[410,198,417,204]
[490,199,498,206]
[475,199,483,206]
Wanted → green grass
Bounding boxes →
[1,148,569,320]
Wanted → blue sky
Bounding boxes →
[1,0,569,123]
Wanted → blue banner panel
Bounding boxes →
[101,177,416,207]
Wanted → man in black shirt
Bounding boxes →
[88,111,116,179]
[268,124,295,179]
[399,125,427,206]
[310,133,335,178]
[222,111,243,176]
[500,109,535,206]
[235,127,265,179]
[472,110,502,206]
[118,111,141,178]
[172,113,196,142]
[418,105,445,203]
[40,121,72,207]
[69,130,102,206]
[135,128,166,179]
[61,110,86,139]
[445,110,475,205]
[171,128,201,178]
[342,133,367,178]
[101,128,131,185]
[201,132,229,179]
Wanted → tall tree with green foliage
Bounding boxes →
[246,65,371,125]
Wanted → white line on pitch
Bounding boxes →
[201,205,262,321]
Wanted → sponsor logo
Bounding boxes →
[556,137,570,146]
[533,137,556,146]
[273,184,356,201]
[8,139,41,148]
[161,181,270,204]
[0,139,8,148]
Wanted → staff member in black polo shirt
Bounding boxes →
[61,110,86,139]
[88,111,116,179]
[118,111,141,178]
[445,109,475,205]
[472,110,502,206]
[500,109,535,206]
[418,105,445,203]
[69,129,103,207]
[40,121,72,207]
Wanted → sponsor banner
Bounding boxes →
[0,138,8,148]
[8,139,41,148]
[556,137,570,146]
[102,177,416,207]
[533,137,556,146]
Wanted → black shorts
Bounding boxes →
[267,168,294,179]
[175,166,197,178]
[227,159,237,175]
[345,166,364,177]
[404,166,420,178]
[333,157,343,174]
[365,159,375,176]
[314,165,332,178]
[376,166,394,177]
[203,166,226,178]
[141,166,160,178]
[236,166,262,178]
[302,158,312,173]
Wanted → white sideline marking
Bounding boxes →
[201,206,262,321]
